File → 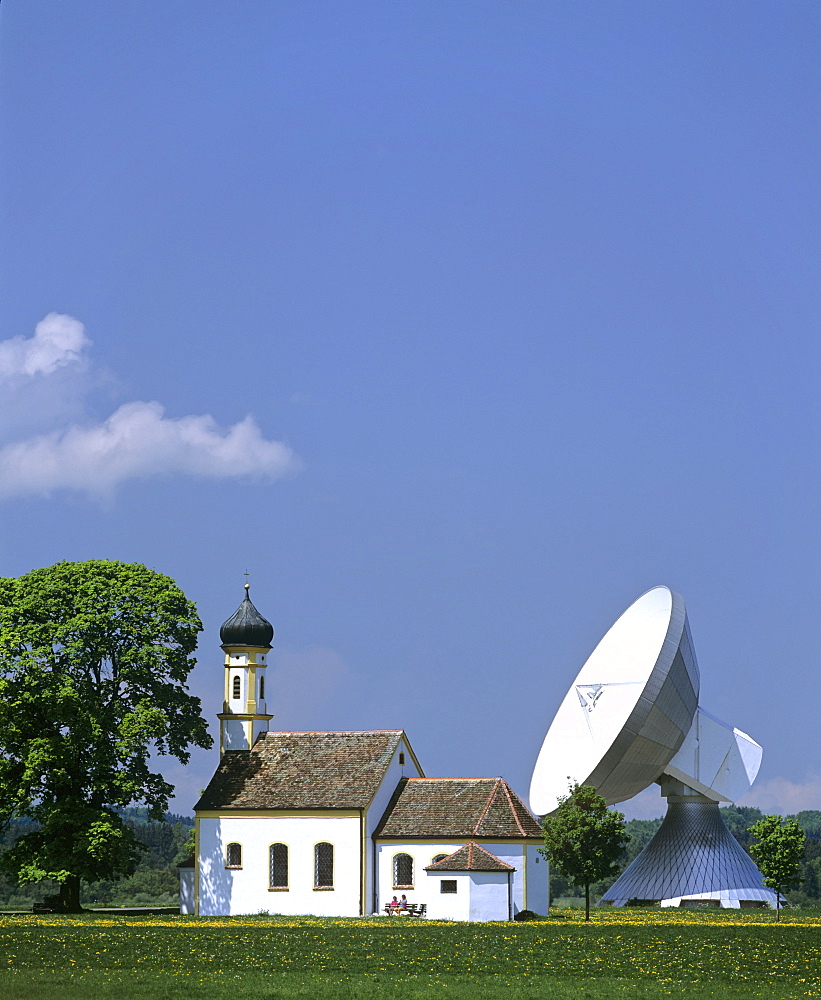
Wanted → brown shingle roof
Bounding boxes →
[195,730,411,810]
[373,777,541,839]
[425,842,516,872]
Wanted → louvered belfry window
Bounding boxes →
[269,843,288,888]
[314,842,334,888]
[393,853,413,887]
[232,675,241,699]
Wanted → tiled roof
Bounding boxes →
[177,856,195,869]
[425,842,516,872]
[195,730,410,810]
[373,777,542,839]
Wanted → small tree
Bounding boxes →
[749,814,806,921]
[539,782,630,920]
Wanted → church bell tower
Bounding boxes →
[217,583,274,754]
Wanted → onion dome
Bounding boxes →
[220,584,274,648]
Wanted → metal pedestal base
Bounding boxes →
[599,794,778,909]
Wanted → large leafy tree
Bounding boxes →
[540,782,630,920]
[749,814,806,921]
[0,560,212,911]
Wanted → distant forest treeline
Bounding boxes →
[2,805,820,910]
[551,806,821,907]
[0,808,194,909]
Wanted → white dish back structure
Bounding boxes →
[664,707,761,803]
[529,585,773,909]
[529,585,761,815]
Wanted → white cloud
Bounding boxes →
[0,313,91,378]
[0,314,302,500]
[737,774,821,815]
[0,400,300,498]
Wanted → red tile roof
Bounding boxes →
[373,777,541,839]
[425,841,516,872]
[195,730,412,810]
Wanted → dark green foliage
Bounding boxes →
[0,561,211,910]
[793,811,821,837]
[540,782,630,920]
[512,908,541,921]
[548,872,579,902]
[0,808,194,908]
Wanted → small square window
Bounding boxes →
[440,880,457,894]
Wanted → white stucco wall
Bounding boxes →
[197,812,362,916]
[525,844,549,915]
[222,719,250,752]
[374,841,545,920]
[425,871,471,920]
[468,871,511,921]
[376,841,466,915]
[363,737,423,913]
[179,869,194,914]
[228,664,247,706]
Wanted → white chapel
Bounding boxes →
[181,586,548,920]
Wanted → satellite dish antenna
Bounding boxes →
[531,586,777,909]
[530,586,699,815]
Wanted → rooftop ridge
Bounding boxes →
[403,776,505,782]
[473,778,502,834]
[424,841,516,872]
[195,730,408,812]
[500,779,529,838]
[261,729,405,736]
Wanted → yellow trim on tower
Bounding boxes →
[216,713,273,722]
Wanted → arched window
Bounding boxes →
[393,853,414,888]
[431,854,448,865]
[314,842,334,889]
[259,675,265,700]
[232,675,241,699]
[226,842,242,868]
[269,843,288,889]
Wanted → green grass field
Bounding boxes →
[1,910,820,1000]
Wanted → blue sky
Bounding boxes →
[1,2,819,819]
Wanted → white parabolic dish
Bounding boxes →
[529,586,700,815]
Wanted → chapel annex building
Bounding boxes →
[182,587,548,920]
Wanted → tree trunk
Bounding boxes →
[58,875,83,913]
[776,894,781,922]
[585,883,590,921]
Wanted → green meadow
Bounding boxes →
[1,910,820,1000]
